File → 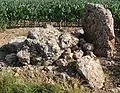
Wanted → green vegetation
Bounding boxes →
[0,0,119,29]
[0,0,84,29]
[0,71,85,93]
[0,71,61,93]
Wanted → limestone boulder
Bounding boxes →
[25,25,63,65]
[59,33,79,49]
[76,56,105,88]
[82,3,115,57]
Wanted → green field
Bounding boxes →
[0,0,120,29]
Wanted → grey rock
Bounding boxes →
[79,38,86,47]
[76,56,105,88]
[26,25,62,62]
[5,53,17,64]
[82,43,94,51]
[73,50,84,59]
[82,3,115,57]
[42,60,54,66]
[109,87,120,93]
[8,36,26,52]
[71,45,81,51]
[19,25,63,66]
[17,50,30,65]
[56,58,67,66]
[31,56,42,65]
[6,25,81,66]
[72,29,84,38]
[0,61,7,67]
[61,48,73,61]
[43,66,53,72]
[59,33,79,49]
[27,28,40,39]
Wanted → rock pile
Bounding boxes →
[3,24,105,89]
[5,25,83,66]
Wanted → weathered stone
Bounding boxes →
[72,28,84,38]
[36,37,62,60]
[8,36,26,52]
[109,87,120,93]
[61,48,73,61]
[30,56,42,65]
[26,26,62,62]
[82,43,94,51]
[76,56,105,88]
[79,38,86,47]
[42,60,54,66]
[5,53,17,64]
[73,50,84,59]
[59,33,79,49]
[17,50,30,65]
[27,28,40,39]
[0,61,7,67]
[56,59,67,66]
[82,3,115,57]
[43,66,53,72]
[71,45,81,52]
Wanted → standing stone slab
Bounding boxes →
[82,3,115,57]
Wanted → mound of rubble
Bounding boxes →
[3,24,104,89]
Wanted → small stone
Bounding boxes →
[5,53,17,64]
[8,36,26,52]
[43,66,53,72]
[17,50,30,65]
[79,38,86,47]
[56,59,67,66]
[0,61,6,67]
[27,28,39,39]
[27,65,34,70]
[65,53,73,61]
[14,73,19,77]
[59,33,79,49]
[72,29,84,38]
[42,60,54,66]
[73,50,83,59]
[64,48,71,55]
[61,48,73,61]
[82,43,94,51]
[71,45,81,52]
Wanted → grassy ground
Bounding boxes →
[0,71,61,93]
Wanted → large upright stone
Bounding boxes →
[82,3,115,57]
